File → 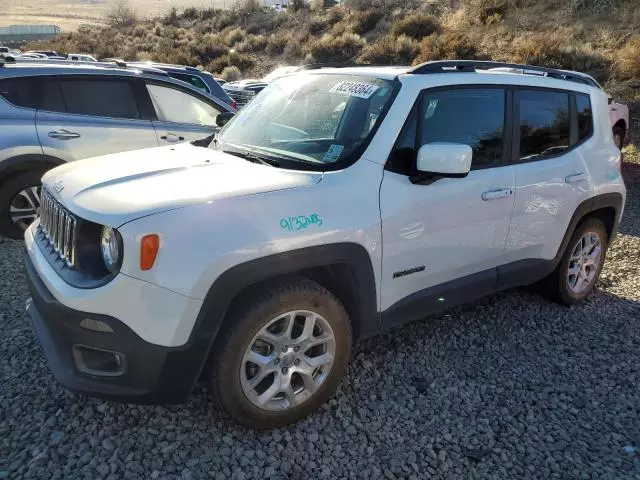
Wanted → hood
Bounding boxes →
[42,143,322,227]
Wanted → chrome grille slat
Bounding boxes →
[37,188,79,268]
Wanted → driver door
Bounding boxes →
[380,86,515,326]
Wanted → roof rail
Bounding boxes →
[409,60,599,88]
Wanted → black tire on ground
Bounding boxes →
[540,218,608,305]
[208,278,352,429]
[0,169,48,239]
[613,125,625,150]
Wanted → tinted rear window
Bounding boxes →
[576,93,593,141]
[57,78,141,119]
[518,89,570,160]
[0,78,34,108]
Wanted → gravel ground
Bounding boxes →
[1,170,640,479]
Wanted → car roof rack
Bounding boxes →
[409,60,599,88]
[1,57,170,76]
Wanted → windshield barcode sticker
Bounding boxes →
[330,81,380,99]
[322,144,344,163]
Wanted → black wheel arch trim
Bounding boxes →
[189,242,379,376]
[0,154,64,180]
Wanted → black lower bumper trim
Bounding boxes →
[24,249,211,405]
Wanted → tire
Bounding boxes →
[209,278,352,429]
[613,125,625,150]
[0,169,48,239]
[541,218,608,305]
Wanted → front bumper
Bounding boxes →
[24,251,211,404]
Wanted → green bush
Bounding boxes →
[306,33,365,63]
[359,34,419,65]
[392,13,440,40]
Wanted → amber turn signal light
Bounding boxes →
[140,234,160,271]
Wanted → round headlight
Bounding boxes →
[100,226,121,272]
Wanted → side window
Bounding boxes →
[147,83,221,126]
[576,93,593,142]
[518,89,570,160]
[170,73,210,93]
[0,78,35,109]
[419,88,505,168]
[58,78,141,119]
[387,88,505,173]
[41,78,66,113]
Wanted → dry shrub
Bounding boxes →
[244,10,279,34]
[308,17,330,35]
[195,35,228,63]
[570,0,616,13]
[306,33,365,63]
[284,41,304,61]
[236,34,268,53]
[221,66,242,82]
[133,25,147,38]
[266,34,289,56]
[463,0,511,25]
[350,10,384,35]
[615,35,640,79]
[208,52,255,73]
[510,33,610,79]
[414,31,481,64]
[325,7,345,25]
[225,27,246,46]
[392,13,441,40]
[214,11,238,31]
[358,34,419,65]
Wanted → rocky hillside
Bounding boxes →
[25,0,640,101]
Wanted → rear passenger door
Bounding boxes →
[35,76,159,162]
[503,88,594,270]
[143,81,222,144]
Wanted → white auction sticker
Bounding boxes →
[330,81,380,99]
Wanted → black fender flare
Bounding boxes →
[187,242,379,377]
[0,154,65,181]
[554,192,624,264]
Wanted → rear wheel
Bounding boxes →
[209,278,352,429]
[541,218,608,305]
[0,170,47,239]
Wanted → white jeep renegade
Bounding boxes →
[24,61,626,429]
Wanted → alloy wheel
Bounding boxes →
[9,186,41,231]
[567,231,602,294]
[240,310,336,411]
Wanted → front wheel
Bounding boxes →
[209,278,352,429]
[541,218,608,305]
[0,170,47,239]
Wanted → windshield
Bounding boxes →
[216,74,396,168]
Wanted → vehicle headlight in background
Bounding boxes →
[100,226,121,272]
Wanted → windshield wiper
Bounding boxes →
[222,149,280,167]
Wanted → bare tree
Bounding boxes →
[107,0,137,27]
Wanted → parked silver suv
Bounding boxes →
[0,60,233,238]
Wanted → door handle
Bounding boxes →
[160,133,184,143]
[481,188,513,201]
[565,172,588,184]
[48,129,81,140]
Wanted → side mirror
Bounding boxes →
[216,111,235,128]
[414,143,472,181]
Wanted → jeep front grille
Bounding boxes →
[38,189,78,268]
